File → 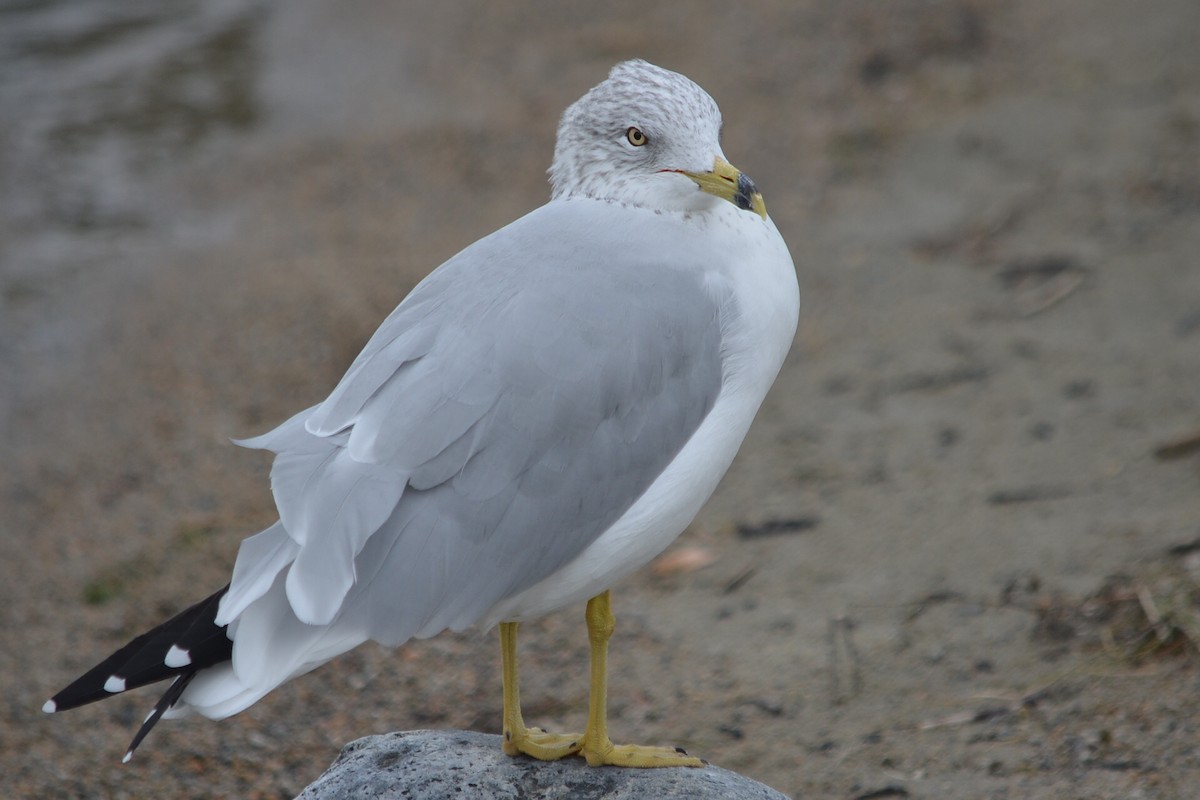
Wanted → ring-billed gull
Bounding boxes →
[44,59,799,768]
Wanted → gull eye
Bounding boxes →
[625,127,648,147]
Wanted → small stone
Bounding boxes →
[295,729,793,799]
[1063,379,1096,399]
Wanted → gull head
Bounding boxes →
[549,60,767,219]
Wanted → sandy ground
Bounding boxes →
[3,2,1200,798]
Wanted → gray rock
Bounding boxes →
[295,730,792,799]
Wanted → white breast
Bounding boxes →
[480,205,798,626]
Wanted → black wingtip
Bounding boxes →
[47,585,231,713]
[122,672,198,763]
[46,585,234,759]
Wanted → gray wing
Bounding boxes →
[220,201,726,645]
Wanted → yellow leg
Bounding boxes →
[499,621,581,760]
[576,591,703,767]
[498,593,702,768]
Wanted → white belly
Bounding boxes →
[479,385,757,625]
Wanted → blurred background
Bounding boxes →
[2,1,1198,797]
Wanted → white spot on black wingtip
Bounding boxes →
[122,749,134,764]
[42,699,57,714]
[164,644,192,668]
[103,675,127,693]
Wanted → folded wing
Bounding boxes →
[200,203,728,715]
